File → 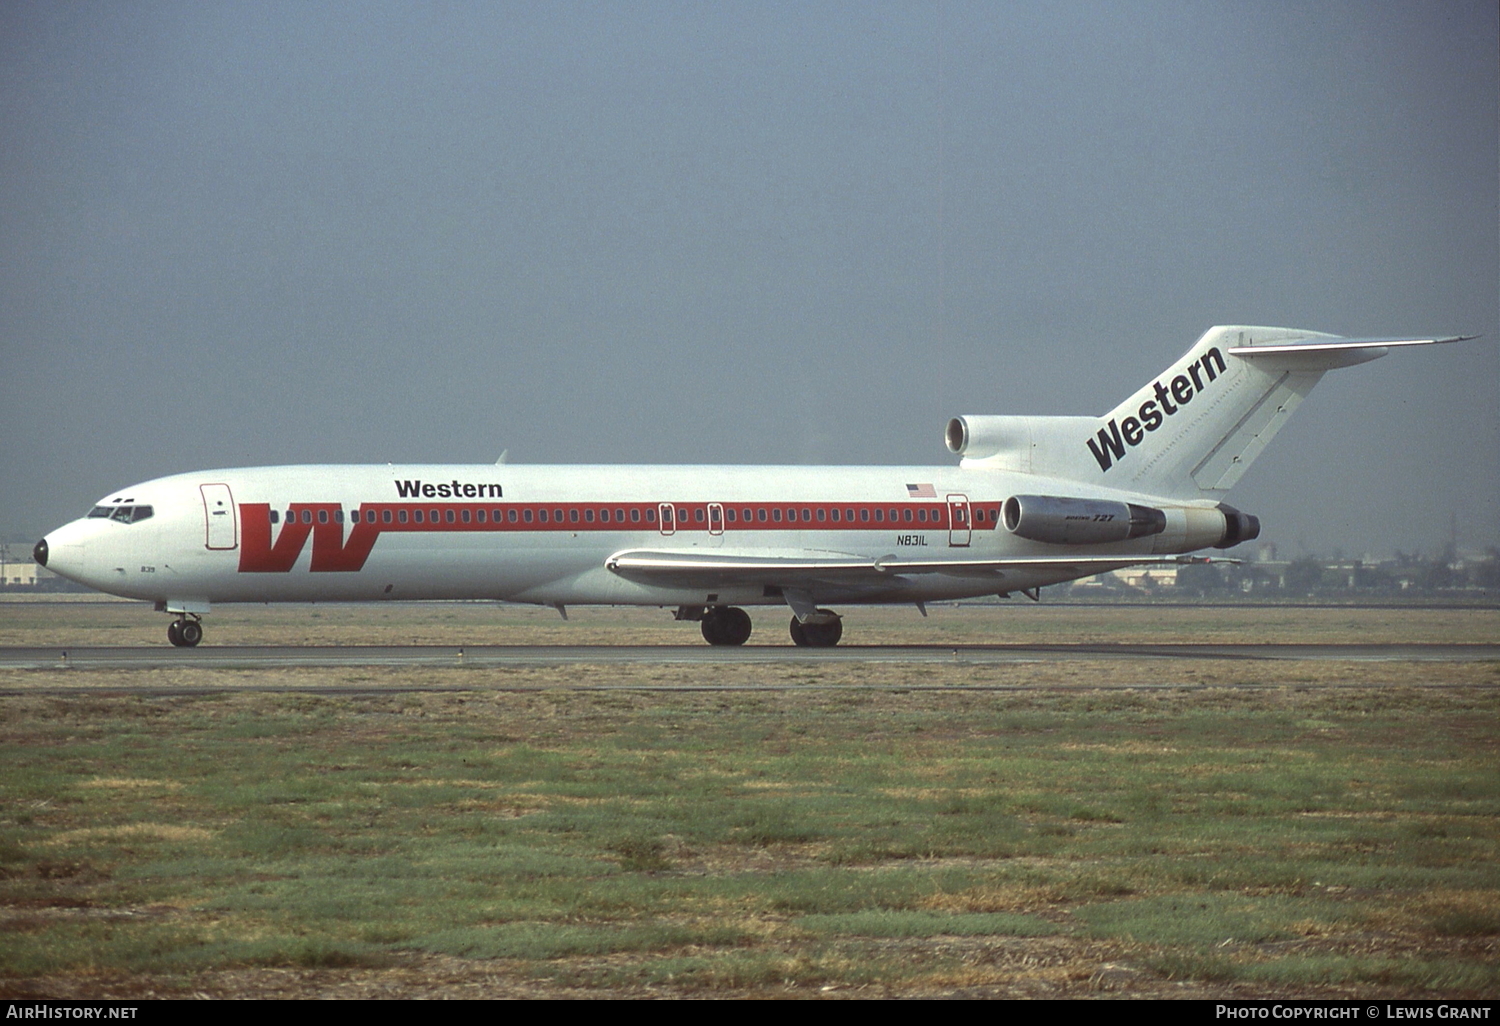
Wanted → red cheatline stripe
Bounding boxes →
[265,500,999,533]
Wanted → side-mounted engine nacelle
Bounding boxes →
[1002,495,1167,545]
[1002,494,1260,550]
[1214,504,1261,549]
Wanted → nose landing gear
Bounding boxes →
[167,616,203,648]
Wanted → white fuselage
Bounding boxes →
[40,462,1199,611]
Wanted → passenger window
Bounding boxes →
[538,509,547,523]
[554,509,564,522]
[726,508,736,522]
[270,510,279,524]
[302,510,313,524]
[874,509,883,522]
[508,509,517,523]
[495,508,505,521]
[616,508,625,522]
[446,509,456,523]
[585,509,594,523]
[772,508,781,522]
[631,508,640,523]
[802,509,811,522]
[286,510,295,524]
[570,509,579,523]
[335,510,344,523]
[597,509,607,523]
[917,509,926,522]
[757,508,767,522]
[461,509,471,523]
[646,508,656,523]
[414,510,424,524]
[524,509,533,523]
[829,509,837,522]
[694,508,704,522]
[318,510,328,524]
[903,509,913,522]
[860,508,869,522]
[398,510,408,523]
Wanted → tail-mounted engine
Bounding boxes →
[1214,503,1261,549]
[1001,495,1260,550]
[1002,495,1167,545]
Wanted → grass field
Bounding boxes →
[0,602,1496,998]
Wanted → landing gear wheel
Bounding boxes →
[789,611,842,647]
[168,618,202,648]
[701,606,752,646]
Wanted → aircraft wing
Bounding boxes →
[604,548,1232,588]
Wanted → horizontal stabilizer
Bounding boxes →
[1228,334,1474,356]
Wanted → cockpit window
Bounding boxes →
[90,504,153,524]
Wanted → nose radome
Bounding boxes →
[33,538,48,567]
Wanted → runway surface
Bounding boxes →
[2,642,1496,670]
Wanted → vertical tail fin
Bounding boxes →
[1085,325,1335,498]
[950,326,1467,501]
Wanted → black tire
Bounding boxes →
[166,620,184,647]
[178,620,203,647]
[720,607,752,646]
[788,617,808,646]
[703,607,752,646]
[801,611,843,647]
[701,612,727,645]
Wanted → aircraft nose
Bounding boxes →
[33,537,48,567]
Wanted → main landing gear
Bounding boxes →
[700,606,753,646]
[166,615,203,648]
[789,611,842,647]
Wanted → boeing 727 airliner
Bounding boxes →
[35,326,1470,647]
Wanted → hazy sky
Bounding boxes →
[3,1,1496,558]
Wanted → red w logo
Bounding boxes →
[238,504,380,572]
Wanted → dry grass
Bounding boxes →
[0,602,1495,1000]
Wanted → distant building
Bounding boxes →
[0,545,56,587]
[1111,566,1178,589]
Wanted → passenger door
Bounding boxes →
[200,483,238,550]
[946,493,971,548]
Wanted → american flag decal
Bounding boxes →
[906,483,937,498]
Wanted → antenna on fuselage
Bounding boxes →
[496,450,509,465]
